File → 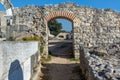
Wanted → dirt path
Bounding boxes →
[39,40,82,80]
[41,56,81,80]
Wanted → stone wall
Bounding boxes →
[43,2,120,58]
[80,44,120,80]
[0,11,7,38]
[5,2,120,58]
[0,41,39,80]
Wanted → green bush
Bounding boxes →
[22,36,42,41]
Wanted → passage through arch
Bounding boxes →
[44,11,80,59]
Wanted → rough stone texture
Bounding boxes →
[0,41,39,80]
[80,44,120,80]
[0,2,119,58]
[0,11,7,38]
[7,2,120,59]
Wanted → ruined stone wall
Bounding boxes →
[75,7,120,56]
[42,2,120,57]
[13,5,45,39]
[80,43,120,80]
[0,41,39,80]
[78,8,120,48]
[9,2,120,58]
[0,11,7,37]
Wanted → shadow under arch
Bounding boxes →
[8,59,23,80]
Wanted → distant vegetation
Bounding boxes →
[48,19,62,36]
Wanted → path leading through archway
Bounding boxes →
[39,17,82,80]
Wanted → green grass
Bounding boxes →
[22,36,42,41]
[41,54,52,62]
[69,57,79,61]
[69,54,79,61]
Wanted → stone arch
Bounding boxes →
[44,11,80,59]
[45,11,76,22]
[0,0,13,16]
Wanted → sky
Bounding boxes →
[9,0,120,11]
[56,19,72,32]
[0,0,120,31]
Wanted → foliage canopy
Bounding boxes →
[48,19,62,36]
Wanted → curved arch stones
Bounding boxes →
[44,11,80,27]
[45,11,76,21]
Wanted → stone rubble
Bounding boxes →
[80,43,120,80]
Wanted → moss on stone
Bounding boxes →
[22,36,42,41]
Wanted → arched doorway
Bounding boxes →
[44,11,80,59]
[48,18,73,58]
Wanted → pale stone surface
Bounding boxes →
[80,44,120,80]
[23,57,31,80]
[0,41,39,80]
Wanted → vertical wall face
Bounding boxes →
[0,12,7,38]
[77,8,120,49]
[10,2,120,58]
[0,41,39,80]
[43,3,120,58]
[73,18,81,59]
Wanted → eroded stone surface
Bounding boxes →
[80,43,120,80]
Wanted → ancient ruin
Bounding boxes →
[0,0,120,80]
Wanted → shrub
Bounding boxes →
[22,36,42,41]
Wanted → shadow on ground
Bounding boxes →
[48,40,74,59]
[40,40,86,80]
[40,63,85,80]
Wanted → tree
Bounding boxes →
[48,19,62,36]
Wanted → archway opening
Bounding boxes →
[48,18,74,58]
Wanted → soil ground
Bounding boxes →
[39,40,82,80]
